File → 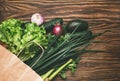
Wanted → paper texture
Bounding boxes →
[0,45,43,81]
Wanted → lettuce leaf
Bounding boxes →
[0,18,48,61]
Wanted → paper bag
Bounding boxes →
[0,45,43,81]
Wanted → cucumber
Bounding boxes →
[42,18,63,33]
[65,19,88,33]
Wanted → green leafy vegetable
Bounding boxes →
[0,18,48,61]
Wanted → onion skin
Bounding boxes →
[52,25,62,36]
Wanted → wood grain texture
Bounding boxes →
[0,0,120,81]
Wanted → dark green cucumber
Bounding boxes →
[65,19,88,33]
[42,18,63,33]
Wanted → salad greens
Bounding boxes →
[0,18,48,61]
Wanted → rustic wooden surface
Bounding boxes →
[0,0,120,81]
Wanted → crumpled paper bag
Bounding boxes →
[0,45,43,81]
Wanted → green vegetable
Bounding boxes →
[65,19,88,33]
[29,27,106,80]
[41,59,73,80]
[42,18,63,33]
[0,18,48,61]
[48,59,73,80]
[31,30,93,74]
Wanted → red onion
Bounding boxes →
[52,25,62,35]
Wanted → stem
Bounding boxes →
[41,68,55,80]
[35,47,71,72]
[48,59,73,80]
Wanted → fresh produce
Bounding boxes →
[0,15,107,81]
[31,13,44,25]
[30,30,93,75]
[42,18,63,33]
[0,18,48,61]
[65,19,88,33]
[25,18,102,80]
[52,25,62,35]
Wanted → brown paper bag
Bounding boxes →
[0,45,43,81]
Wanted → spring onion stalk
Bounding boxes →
[35,48,72,73]
[48,59,73,80]
[41,68,55,80]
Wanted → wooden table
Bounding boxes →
[0,0,120,81]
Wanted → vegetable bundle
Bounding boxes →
[0,19,48,61]
[0,13,107,81]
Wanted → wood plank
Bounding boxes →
[0,0,120,81]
